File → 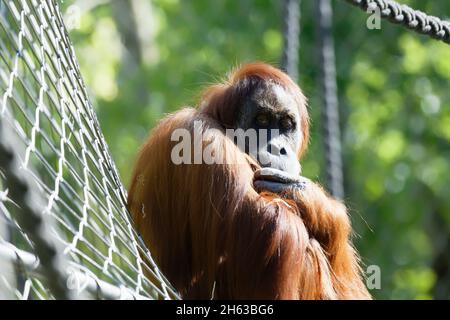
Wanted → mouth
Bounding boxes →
[253,168,298,184]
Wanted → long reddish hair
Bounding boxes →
[128,63,370,299]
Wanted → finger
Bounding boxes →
[254,179,308,194]
[254,180,288,194]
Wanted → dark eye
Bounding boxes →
[255,113,270,127]
[280,117,294,130]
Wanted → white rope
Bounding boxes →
[0,242,149,299]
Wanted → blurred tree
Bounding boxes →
[111,0,149,105]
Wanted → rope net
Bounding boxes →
[0,0,178,299]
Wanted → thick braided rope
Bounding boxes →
[317,0,345,199]
[281,0,300,82]
[342,0,450,45]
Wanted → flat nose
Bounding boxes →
[258,141,301,176]
[268,142,287,156]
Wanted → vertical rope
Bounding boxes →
[281,0,300,82]
[316,0,345,199]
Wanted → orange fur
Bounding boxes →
[128,63,371,299]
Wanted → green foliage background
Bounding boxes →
[64,0,450,299]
